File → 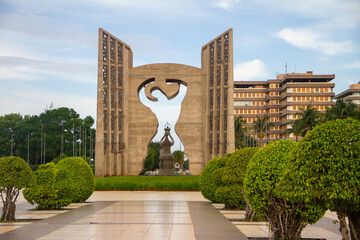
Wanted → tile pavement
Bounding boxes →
[0,191,343,240]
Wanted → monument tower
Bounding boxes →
[95,28,235,177]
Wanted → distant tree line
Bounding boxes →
[0,107,96,166]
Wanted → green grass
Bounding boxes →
[95,175,200,191]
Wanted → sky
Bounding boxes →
[0,0,359,151]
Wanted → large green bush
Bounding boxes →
[23,163,74,209]
[57,157,95,202]
[244,140,325,239]
[199,157,227,202]
[215,147,259,210]
[0,156,34,221]
[278,119,360,240]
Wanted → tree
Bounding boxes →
[244,140,325,239]
[284,119,304,142]
[0,107,96,165]
[143,148,155,172]
[56,157,95,203]
[295,104,322,137]
[148,141,161,169]
[23,163,74,209]
[199,157,227,203]
[252,115,274,147]
[278,119,360,240]
[234,116,247,149]
[0,156,34,221]
[215,148,259,214]
[325,98,358,120]
[173,150,184,167]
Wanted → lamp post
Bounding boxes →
[27,132,32,164]
[9,128,14,156]
[60,120,65,159]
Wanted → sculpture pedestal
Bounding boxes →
[158,153,175,176]
[158,168,175,176]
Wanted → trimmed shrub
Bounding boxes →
[215,147,259,211]
[199,157,227,202]
[57,157,95,202]
[244,140,325,239]
[278,119,360,239]
[0,156,34,221]
[23,163,74,209]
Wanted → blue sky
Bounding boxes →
[0,0,359,149]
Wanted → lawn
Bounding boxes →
[95,175,200,191]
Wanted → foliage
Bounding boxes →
[148,141,161,170]
[57,157,95,203]
[295,104,322,137]
[0,156,34,221]
[284,119,304,142]
[199,157,227,202]
[234,116,258,148]
[252,115,274,147]
[182,159,189,171]
[23,163,74,209]
[51,154,68,165]
[244,140,325,239]
[234,116,247,149]
[214,148,259,210]
[173,150,184,167]
[95,175,200,191]
[278,119,360,239]
[143,148,156,173]
[325,98,358,120]
[0,107,95,165]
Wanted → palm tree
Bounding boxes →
[234,116,247,149]
[252,115,274,147]
[284,119,304,142]
[295,104,322,137]
[325,98,357,120]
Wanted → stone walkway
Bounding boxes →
[0,191,342,240]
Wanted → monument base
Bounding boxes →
[158,169,175,176]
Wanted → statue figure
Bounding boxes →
[158,123,175,176]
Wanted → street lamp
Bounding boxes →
[9,128,14,156]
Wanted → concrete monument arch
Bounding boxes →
[95,28,235,177]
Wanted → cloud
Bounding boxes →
[277,28,354,56]
[212,0,242,11]
[0,10,96,48]
[343,61,360,69]
[234,59,268,81]
[0,56,96,83]
[0,83,96,119]
[257,0,360,28]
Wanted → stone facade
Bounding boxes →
[95,28,235,177]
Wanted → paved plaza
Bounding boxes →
[0,191,342,240]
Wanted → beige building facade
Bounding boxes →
[95,29,235,177]
[234,71,335,144]
[335,82,360,108]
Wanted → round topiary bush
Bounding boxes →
[0,156,34,222]
[199,157,227,202]
[56,157,95,203]
[244,140,325,239]
[23,162,74,209]
[278,118,360,239]
[215,147,259,210]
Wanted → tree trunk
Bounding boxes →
[349,212,360,240]
[337,211,350,240]
[242,187,255,221]
[0,188,17,222]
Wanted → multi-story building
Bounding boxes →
[234,71,335,145]
[334,82,360,108]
